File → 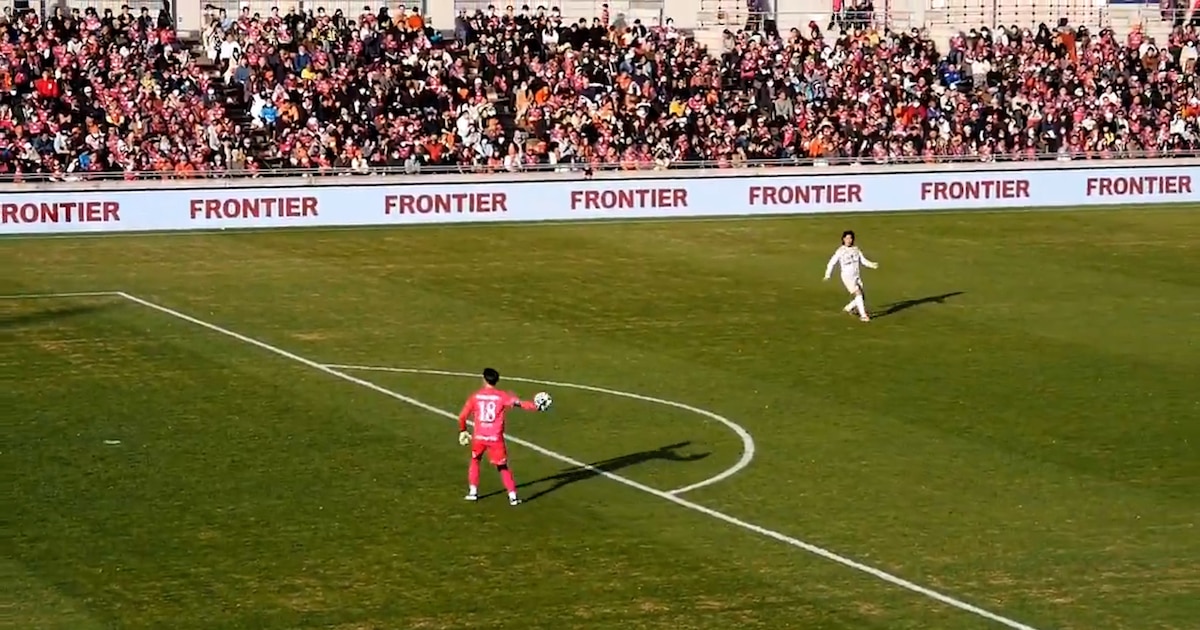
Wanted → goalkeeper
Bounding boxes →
[456,367,551,506]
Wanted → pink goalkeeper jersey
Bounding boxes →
[458,387,530,442]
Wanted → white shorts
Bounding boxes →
[841,275,863,294]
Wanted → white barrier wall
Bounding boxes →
[1,160,1197,235]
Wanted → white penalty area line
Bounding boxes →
[320,364,755,497]
[15,290,1042,630]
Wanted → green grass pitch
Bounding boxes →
[2,207,1199,630]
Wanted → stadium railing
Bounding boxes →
[923,0,1187,37]
[696,9,920,32]
[925,0,1111,29]
[3,151,1198,185]
[448,0,665,24]
[198,0,430,18]
[5,0,167,18]
[1,1,438,24]
[4,156,1199,193]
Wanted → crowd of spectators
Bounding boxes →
[0,2,1198,179]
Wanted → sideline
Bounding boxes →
[0,203,1179,242]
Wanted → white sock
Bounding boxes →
[843,299,856,312]
[468,485,478,496]
[508,491,518,501]
[854,295,868,317]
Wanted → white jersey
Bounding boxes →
[825,245,877,280]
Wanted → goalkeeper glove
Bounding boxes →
[458,431,471,446]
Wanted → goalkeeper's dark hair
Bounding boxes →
[842,230,855,241]
[483,368,500,385]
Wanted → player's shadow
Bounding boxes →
[873,291,964,319]
[483,441,710,502]
[0,303,113,330]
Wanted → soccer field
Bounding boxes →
[3,207,1199,630]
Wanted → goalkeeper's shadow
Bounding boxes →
[482,441,709,502]
[0,302,116,330]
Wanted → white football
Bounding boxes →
[533,392,553,411]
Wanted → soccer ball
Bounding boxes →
[533,392,553,411]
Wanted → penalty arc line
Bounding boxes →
[114,291,1042,630]
[320,364,756,496]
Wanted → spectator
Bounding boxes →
[1,4,1198,181]
[34,70,61,99]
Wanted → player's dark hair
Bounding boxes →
[842,230,855,242]
[483,368,500,385]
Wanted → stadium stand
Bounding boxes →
[0,0,1196,179]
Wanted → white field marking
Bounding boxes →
[114,291,1044,630]
[0,202,1162,243]
[0,291,121,300]
[321,364,755,496]
[0,215,817,242]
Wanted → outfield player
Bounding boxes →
[457,367,541,505]
[824,230,879,321]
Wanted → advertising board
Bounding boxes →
[1,165,1195,235]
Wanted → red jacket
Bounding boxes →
[34,77,59,99]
